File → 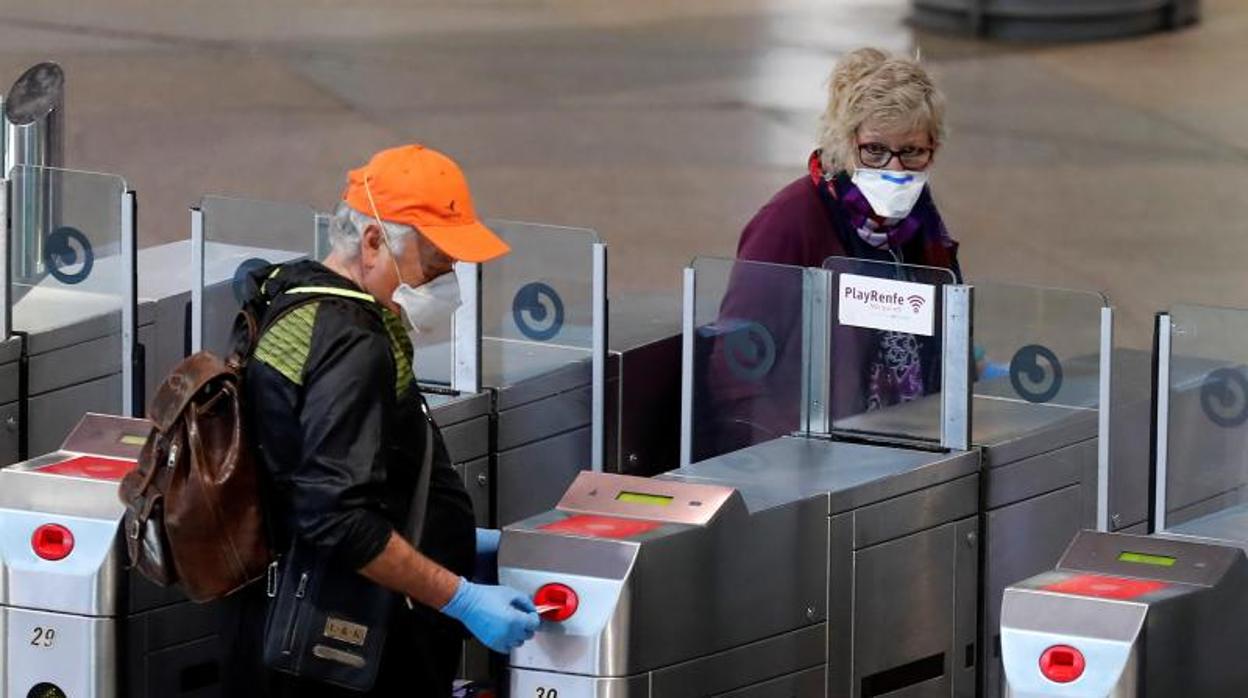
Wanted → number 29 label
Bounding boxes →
[30,626,57,648]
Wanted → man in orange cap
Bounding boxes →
[221,145,535,697]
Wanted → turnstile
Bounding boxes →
[1000,531,1248,697]
[503,447,980,696]
[1000,303,1248,697]
[0,413,224,698]
[505,256,982,696]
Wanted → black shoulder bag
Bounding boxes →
[261,410,436,691]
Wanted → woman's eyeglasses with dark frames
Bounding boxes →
[858,143,933,171]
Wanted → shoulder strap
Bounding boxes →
[236,284,380,367]
[403,405,437,611]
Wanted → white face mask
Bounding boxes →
[392,270,461,338]
[851,168,929,220]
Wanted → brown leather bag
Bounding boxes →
[119,349,271,602]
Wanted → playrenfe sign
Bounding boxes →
[838,273,936,336]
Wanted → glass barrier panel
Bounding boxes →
[480,220,599,388]
[689,256,810,463]
[9,165,129,431]
[822,256,955,443]
[1162,304,1248,544]
[972,283,1106,410]
[199,195,318,357]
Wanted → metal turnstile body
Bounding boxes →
[503,437,981,696]
[0,337,22,464]
[492,300,682,526]
[427,390,493,528]
[839,345,1157,697]
[0,413,223,698]
[1001,530,1248,697]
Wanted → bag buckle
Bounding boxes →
[127,518,141,541]
[266,560,279,598]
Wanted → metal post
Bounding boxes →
[190,207,204,353]
[1097,306,1114,532]
[314,212,332,259]
[591,243,607,473]
[452,261,481,394]
[941,285,973,451]
[680,267,696,467]
[1154,313,1173,533]
[0,177,8,339]
[121,190,137,417]
[801,268,834,437]
[5,63,65,282]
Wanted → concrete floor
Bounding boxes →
[0,0,1244,346]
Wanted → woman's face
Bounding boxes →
[855,122,935,172]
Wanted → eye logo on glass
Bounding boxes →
[232,257,271,305]
[723,320,776,382]
[512,281,564,341]
[1200,367,1248,428]
[44,226,94,285]
[1009,344,1063,404]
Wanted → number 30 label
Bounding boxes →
[30,626,56,648]
[536,689,558,698]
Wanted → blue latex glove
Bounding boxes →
[474,528,501,583]
[441,578,540,653]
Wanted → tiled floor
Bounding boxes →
[0,0,1244,345]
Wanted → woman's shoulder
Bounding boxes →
[738,175,843,265]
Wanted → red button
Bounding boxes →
[31,524,75,561]
[533,583,579,622]
[1039,645,1085,683]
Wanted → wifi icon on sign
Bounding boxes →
[907,295,926,313]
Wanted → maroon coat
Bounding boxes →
[694,175,959,460]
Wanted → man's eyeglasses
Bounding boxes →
[858,143,933,171]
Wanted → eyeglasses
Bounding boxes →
[858,142,933,171]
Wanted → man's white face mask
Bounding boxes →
[363,176,462,343]
[392,269,461,339]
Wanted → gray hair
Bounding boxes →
[328,200,415,259]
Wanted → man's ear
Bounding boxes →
[360,224,384,270]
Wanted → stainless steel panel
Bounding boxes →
[953,517,979,698]
[27,331,120,395]
[983,439,1096,511]
[649,625,826,697]
[497,426,591,525]
[942,284,973,452]
[511,667,648,697]
[713,665,826,698]
[853,519,969,696]
[27,373,122,456]
[828,512,855,697]
[440,414,489,465]
[1107,348,1156,531]
[0,401,19,466]
[456,458,490,528]
[4,607,118,698]
[1000,590,1144,698]
[425,390,492,427]
[854,473,979,549]
[663,437,979,516]
[497,383,591,451]
[0,507,123,616]
[982,485,1088,698]
[0,340,22,404]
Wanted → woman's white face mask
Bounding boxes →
[851,168,929,220]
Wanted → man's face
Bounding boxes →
[359,224,455,315]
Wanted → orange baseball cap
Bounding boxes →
[343,144,509,263]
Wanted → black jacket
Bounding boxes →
[237,260,474,576]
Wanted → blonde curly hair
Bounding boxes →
[817,48,947,174]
